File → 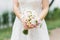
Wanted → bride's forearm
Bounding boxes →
[13,5,22,20]
[39,8,49,20]
[39,0,49,20]
[13,0,22,20]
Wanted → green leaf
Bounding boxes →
[23,30,28,35]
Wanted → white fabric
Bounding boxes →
[11,0,50,40]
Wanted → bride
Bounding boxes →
[11,0,50,40]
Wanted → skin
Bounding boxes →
[39,0,49,20]
[13,0,49,30]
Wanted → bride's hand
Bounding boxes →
[21,20,38,30]
[21,19,40,30]
[20,18,37,30]
[26,22,39,29]
[28,24,38,29]
[29,22,39,28]
[20,18,28,30]
[29,18,42,29]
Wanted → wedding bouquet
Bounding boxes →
[21,9,42,35]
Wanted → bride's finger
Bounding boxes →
[28,24,37,29]
[24,22,28,30]
[30,24,36,27]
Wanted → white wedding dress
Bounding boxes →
[11,0,50,40]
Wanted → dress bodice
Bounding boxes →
[18,0,42,14]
